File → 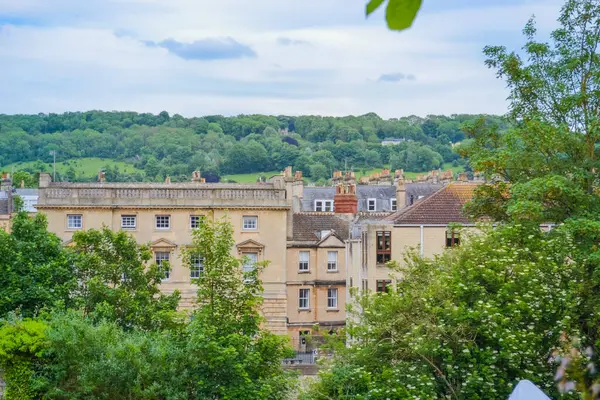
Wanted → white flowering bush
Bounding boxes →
[302,223,582,399]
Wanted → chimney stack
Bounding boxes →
[396,173,406,210]
[98,171,106,183]
[20,180,24,189]
[334,183,358,214]
[192,170,202,182]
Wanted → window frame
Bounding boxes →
[67,214,83,230]
[446,229,461,248]
[327,251,338,272]
[298,251,310,272]
[190,215,204,229]
[242,252,258,273]
[121,215,137,229]
[242,216,258,231]
[327,288,338,309]
[376,231,392,264]
[190,254,204,279]
[367,198,376,212]
[390,198,398,211]
[298,288,310,310]
[314,200,334,212]
[155,251,171,280]
[155,215,171,230]
[376,279,392,293]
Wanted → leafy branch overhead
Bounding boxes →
[366,0,423,31]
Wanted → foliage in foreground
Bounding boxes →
[302,224,580,399]
[0,216,295,399]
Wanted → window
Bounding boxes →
[390,198,398,211]
[362,279,369,292]
[446,230,461,247]
[376,280,392,293]
[299,251,310,272]
[155,215,170,230]
[327,288,338,309]
[376,231,392,264]
[155,251,170,280]
[242,216,258,230]
[121,215,137,229]
[67,214,82,229]
[298,288,310,309]
[190,255,204,279]
[242,252,258,273]
[315,200,334,212]
[190,215,204,229]
[327,251,338,271]
[368,198,376,211]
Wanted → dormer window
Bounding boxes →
[315,200,334,212]
[367,198,376,211]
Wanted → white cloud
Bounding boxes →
[0,0,563,117]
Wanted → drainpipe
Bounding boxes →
[420,225,424,257]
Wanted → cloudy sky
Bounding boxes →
[0,0,563,118]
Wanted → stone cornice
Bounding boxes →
[35,205,290,211]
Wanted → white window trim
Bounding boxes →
[155,251,170,281]
[390,198,398,211]
[367,198,376,212]
[155,215,171,230]
[314,199,334,212]
[299,288,310,310]
[298,251,310,272]
[121,215,137,229]
[327,251,338,271]
[242,216,258,231]
[67,214,83,230]
[327,288,338,309]
[190,255,204,278]
[190,215,203,229]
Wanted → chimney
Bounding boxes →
[39,173,52,188]
[165,176,171,184]
[20,180,24,189]
[283,166,293,180]
[396,175,406,210]
[192,170,202,182]
[334,183,358,214]
[98,171,106,183]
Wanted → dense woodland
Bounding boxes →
[0,112,505,183]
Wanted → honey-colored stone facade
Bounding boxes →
[36,173,290,335]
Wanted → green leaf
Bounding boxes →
[386,0,422,31]
[366,0,386,16]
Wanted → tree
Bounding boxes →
[0,212,76,318]
[179,216,295,399]
[303,224,578,399]
[70,227,181,331]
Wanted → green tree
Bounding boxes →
[0,212,76,318]
[70,227,181,331]
[179,216,295,399]
[366,0,422,31]
[303,224,577,399]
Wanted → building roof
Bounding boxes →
[15,189,38,197]
[292,213,350,242]
[301,183,442,212]
[384,183,479,225]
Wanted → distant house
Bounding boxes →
[381,138,406,146]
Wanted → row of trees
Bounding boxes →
[0,112,493,184]
[302,0,600,398]
[0,210,295,399]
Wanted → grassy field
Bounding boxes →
[223,163,465,184]
[1,158,143,176]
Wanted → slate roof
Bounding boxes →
[0,191,8,215]
[301,183,442,212]
[15,189,38,197]
[384,183,479,225]
[292,213,350,242]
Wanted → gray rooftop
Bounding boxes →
[301,183,443,213]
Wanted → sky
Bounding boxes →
[0,0,564,118]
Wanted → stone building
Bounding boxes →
[36,171,291,334]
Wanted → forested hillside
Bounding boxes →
[0,111,505,184]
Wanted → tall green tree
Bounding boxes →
[70,227,181,331]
